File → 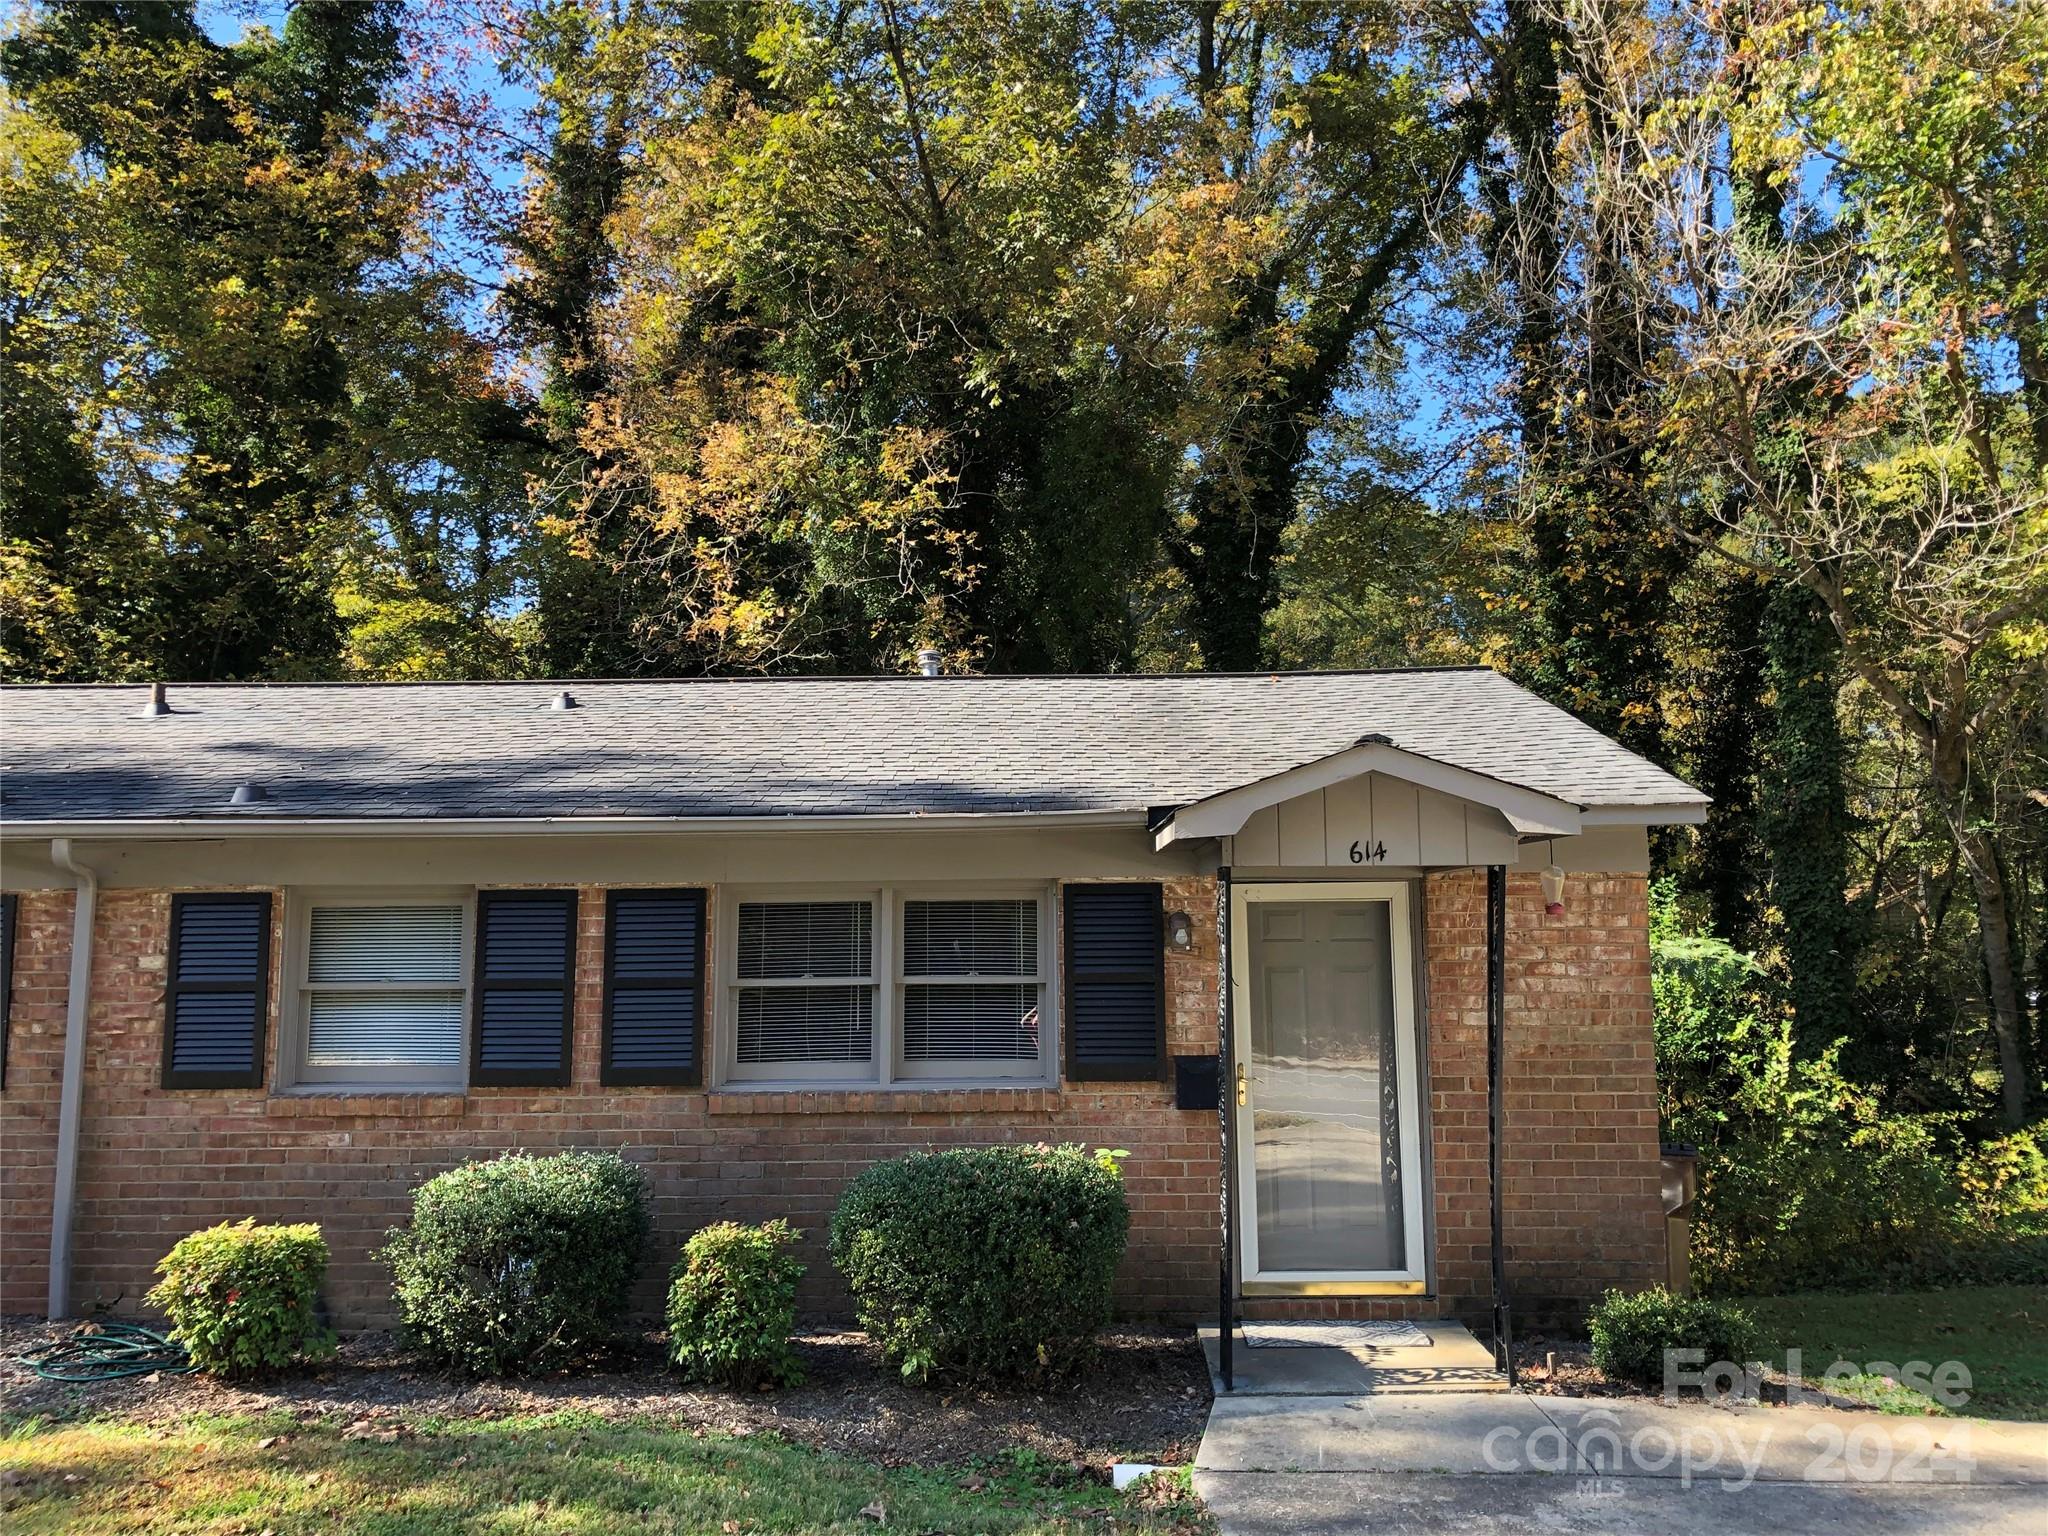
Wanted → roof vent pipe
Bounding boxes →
[916,649,942,678]
[229,782,268,806]
[551,689,579,710]
[140,682,169,718]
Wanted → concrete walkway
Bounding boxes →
[1193,1323,2048,1535]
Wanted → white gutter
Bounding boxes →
[0,809,1150,843]
[46,837,97,1320]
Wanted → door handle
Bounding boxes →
[1236,1061,1248,1106]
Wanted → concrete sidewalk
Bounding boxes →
[1192,1323,2048,1535]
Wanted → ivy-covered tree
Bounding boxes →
[2,0,406,679]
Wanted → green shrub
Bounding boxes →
[666,1219,805,1387]
[1648,886,2048,1296]
[1588,1288,1761,1389]
[829,1143,1129,1385]
[144,1220,334,1377]
[379,1150,650,1376]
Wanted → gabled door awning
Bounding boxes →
[1153,736,1583,850]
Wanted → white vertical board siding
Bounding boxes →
[1228,773,1523,870]
[1277,794,1325,865]
[1369,777,1422,865]
[1417,787,1468,865]
[1236,805,1282,865]
[1322,774,1374,864]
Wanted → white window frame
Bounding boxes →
[720,887,881,1085]
[892,886,1056,1083]
[713,883,1059,1090]
[279,887,473,1092]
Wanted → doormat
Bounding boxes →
[1240,1320,1431,1350]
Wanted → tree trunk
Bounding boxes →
[1950,813,2031,1128]
[1760,580,1860,1058]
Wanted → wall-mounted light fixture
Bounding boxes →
[1165,911,1194,951]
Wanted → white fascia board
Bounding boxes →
[1577,802,1711,827]
[1154,740,1583,849]
[0,808,1149,843]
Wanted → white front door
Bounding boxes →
[1231,881,1426,1290]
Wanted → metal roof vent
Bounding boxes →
[229,782,268,807]
[139,682,169,718]
[550,689,580,710]
[916,649,942,678]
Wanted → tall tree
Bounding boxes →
[1635,0,2048,1123]
[568,0,1184,671]
[2,0,407,680]
[1165,1,1476,670]
[1475,0,1684,763]
[494,0,669,676]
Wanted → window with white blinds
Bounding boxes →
[718,888,1056,1088]
[900,899,1044,1071]
[296,899,468,1085]
[730,900,876,1078]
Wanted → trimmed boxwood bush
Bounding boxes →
[667,1219,805,1387]
[1588,1287,1762,1388]
[379,1150,649,1376]
[830,1143,1129,1384]
[145,1219,335,1377]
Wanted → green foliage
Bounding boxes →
[1652,894,2048,1294]
[0,0,534,684]
[379,1151,650,1377]
[666,1219,806,1388]
[1650,878,1769,1131]
[1588,1288,1761,1389]
[829,1144,1130,1385]
[144,1219,335,1378]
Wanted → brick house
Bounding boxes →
[0,669,1704,1336]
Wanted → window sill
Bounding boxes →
[707,1085,1062,1116]
[266,1088,467,1118]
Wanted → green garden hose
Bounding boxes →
[21,1320,192,1383]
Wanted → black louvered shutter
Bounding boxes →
[1,892,15,1089]
[1063,882,1166,1081]
[163,894,272,1089]
[472,891,578,1087]
[603,889,706,1086]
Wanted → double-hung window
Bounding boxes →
[730,898,877,1082]
[719,887,1054,1087]
[898,896,1047,1080]
[290,893,470,1088]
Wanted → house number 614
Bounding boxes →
[1350,839,1387,864]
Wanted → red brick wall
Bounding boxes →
[1414,870,1665,1326]
[0,870,1661,1328]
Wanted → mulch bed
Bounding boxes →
[0,1318,1213,1471]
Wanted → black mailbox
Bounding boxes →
[1174,1054,1221,1111]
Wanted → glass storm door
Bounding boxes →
[1231,882,1426,1288]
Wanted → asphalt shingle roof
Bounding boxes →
[0,669,1705,825]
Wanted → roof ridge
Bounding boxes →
[0,666,1499,691]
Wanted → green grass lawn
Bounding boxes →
[1746,1286,2048,1420]
[0,1411,1211,1535]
